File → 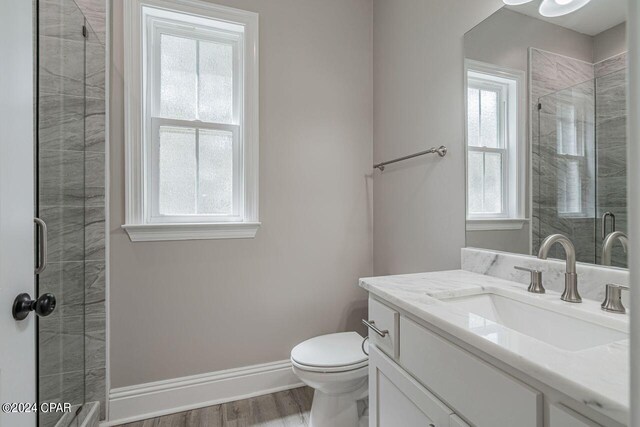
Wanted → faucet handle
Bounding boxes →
[601,284,629,314]
[514,266,545,294]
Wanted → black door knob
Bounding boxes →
[12,293,56,321]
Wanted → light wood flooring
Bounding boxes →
[116,387,314,427]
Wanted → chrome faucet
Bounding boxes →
[602,231,628,266]
[537,234,581,303]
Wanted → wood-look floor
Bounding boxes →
[116,387,314,427]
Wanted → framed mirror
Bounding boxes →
[463,0,628,268]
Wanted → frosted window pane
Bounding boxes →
[468,151,483,213]
[480,90,499,148]
[484,152,503,213]
[199,41,234,124]
[467,88,480,147]
[558,158,582,214]
[557,103,579,155]
[160,35,197,120]
[158,127,196,215]
[198,130,233,215]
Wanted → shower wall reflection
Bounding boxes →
[532,49,628,268]
[36,0,106,425]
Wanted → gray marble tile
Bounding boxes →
[76,0,106,44]
[530,48,594,100]
[85,368,106,420]
[39,94,85,152]
[40,205,85,262]
[39,149,85,207]
[85,151,105,207]
[39,304,84,375]
[39,0,86,42]
[40,35,85,97]
[598,176,627,207]
[85,261,105,305]
[596,72,627,124]
[86,41,105,99]
[85,207,105,261]
[39,261,85,306]
[40,369,85,407]
[595,52,627,78]
[84,302,105,372]
[85,97,105,152]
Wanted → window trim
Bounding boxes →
[464,59,526,230]
[123,0,259,242]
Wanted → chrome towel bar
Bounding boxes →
[374,145,447,171]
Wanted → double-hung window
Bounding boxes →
[556,102,588,216]
[123,0,259,241]
[465,60,526,230]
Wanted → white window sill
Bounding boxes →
[122,222,261,242]
[466,218,529,231]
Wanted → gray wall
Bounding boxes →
[372,0,503,275]
[594,22,627,63]
[464,8,594,255]
[109,0,373,388]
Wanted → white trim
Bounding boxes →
[466,218,529,231]
[123,0,259,241]
[104,360,302,425]
[122,221,261,241]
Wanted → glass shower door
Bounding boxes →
[534,79,597,264]
[37,0,88,425]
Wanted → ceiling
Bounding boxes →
[506,0,626,36]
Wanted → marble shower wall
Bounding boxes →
[74,0,106,419]
[531,48,628,267]
[37,0,106,423]
[595,53,628,267]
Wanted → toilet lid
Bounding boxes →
[291,332,368,370]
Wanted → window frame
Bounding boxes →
[123,0,259,242]
[464,60,527,231]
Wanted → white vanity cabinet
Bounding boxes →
[366,296,619,427]
[369,346,462,427]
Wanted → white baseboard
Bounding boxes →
[103,360,303,426]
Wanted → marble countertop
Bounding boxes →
[360,270,630,424]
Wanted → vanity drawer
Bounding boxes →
[399,317,542,427]
[367,297,399,359]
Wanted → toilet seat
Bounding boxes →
[291,332,368,373]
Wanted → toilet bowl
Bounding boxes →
[291,332,369,427]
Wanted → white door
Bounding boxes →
[0,0,36,426]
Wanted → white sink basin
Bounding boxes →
[441,293,627,351]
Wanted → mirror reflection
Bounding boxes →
[464,1,628,268]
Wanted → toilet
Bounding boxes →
[291,332,369,427]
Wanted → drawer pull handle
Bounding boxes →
[362,319,389,337]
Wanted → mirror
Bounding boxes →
[463,0,628,268]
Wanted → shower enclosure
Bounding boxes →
[533,67,628,268]
[36,0,104,425]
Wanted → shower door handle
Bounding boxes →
[34,217,47,274]
[12,293,56,321]
[601,212,616,240]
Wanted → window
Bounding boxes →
[465,60,526,230]
[555,102,588,216]
[123,0,259,241]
